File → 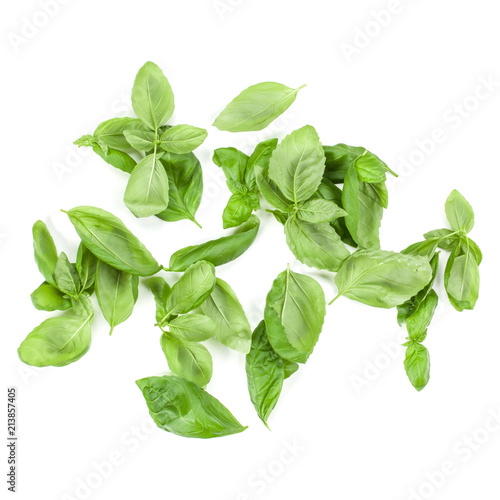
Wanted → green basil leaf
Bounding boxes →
[461,236,482,265]
[95,260,139,334]
[269,125,326,203]
[92,144,137,174]
[406,289,438,339]
[123,124,156,151]
[246,321,285,428]
[160,334,213,388]
[32,220,58,287]
[71,293,94,319]
[404,343,430,392]
[167,314,216,342]
[136,375,247,438]
[124,152,169,218]
[402,238,440,258]
[269,210,290,226]
[74,135,94,148]
[213,82,305,132]
[445,248,480,310]
[30,282,72,312]
[342,165,385,249]
[197,278,252,353]
[64,206,161,276]
[165,261,216,319]
[168,215,260,272]
[255,166,293,212]
[285,217,350,272]
[156,152,203,226]
[54,252,80,297]
[297,199,347,223]
[222,193,255,229]
[18,313,93,367]
[93,117,140,151]
[213,147,249,186]
[131,61,174,131]
[323,144,365,183]
[265,267,326,363]
[147,277,171,323]
[423,229,458,251]
[245,138,279,189]
[334,250,433,309]
[445,189,474,233]
[283,359,299,379]
[159,125,207,154]
[354,150,396,183]
[76,242,97,291]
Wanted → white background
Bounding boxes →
[1,1,499,499]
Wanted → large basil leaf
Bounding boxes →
[268,125,326,203]
[323,144,365,183]
[156,152,203,226]
[197,278,252,353]
[124,152,169,218]
[18,312,93,367]
[93,117,139,152]
[265,268,326,363]
[136,375,247,438]
[159,125,207,154]
[54,252,80,297]
[167,314,216,342]
[64,206,161,276]
[246,321,285,428]
[297,199,346,223]
[131,61,174,131]
[32,220,58,287]
[213,82,305,132]
[404,343,430,392]
[334,250,433,308]
[164,261,216,319]
[284,217,350,272]
[30,283,72,312]
[168,215,260,272]
[95,260,139,334]
[445,190,474,233]
[160,334,213,388]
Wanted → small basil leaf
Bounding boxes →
[213,147,249,186]
[297,199,347,223]
[54,252,80,297]
[76,242,97,291]
[255,166,293,213]
[167,314,216,342]
[283,359,299,379]
[265,268,326,363]
[354,150,396,183]
[445,189,474,233]
[168,215,260,272]
[423,229,458,251]
[30,282,72,312]
[147,277,171,323]
[222,193,255,229]
[32,220,58,287]
[64,206,161,276]
[323,144,365,183]
[245,138,279,189]
[123,124,156,151]
[136,375,247,438]
[406,290,438,339]
[159,125,208,154]
[93,117,140,151]
[445,249,480,310]
[461,236,482,265]
[402,238,440,258]
[92,144,137,174]
[213,82,305,132]
[404,343,430,392]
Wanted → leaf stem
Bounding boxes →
[328,293,342,306]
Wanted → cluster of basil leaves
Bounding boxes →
[18,67,482,439]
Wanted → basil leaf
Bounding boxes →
[265,267,326,363]
[124,152,169,218]
[160,334,213,388]
[285,217,350,272]
[213,147,249,186]
[461,236,482,265]
[323,144,365,183]
[167,314,216,342]
[402,238,440,258]
[297,199,346,223]
[95,260,139,334]
[54,252,80,297]
[245,138,279,189]
[131,61,174,131]
[93,117,140,151]
[213,82,305,132]
[197,278,252,353]
[445,189,474,233]
[406,289,438,339]
[147,277,171,323]
[164,261,216,320]
[18,312,93,367]
[168,215,260,272]
[30,282,72,312]
[92,144,137,174]
[423,229,458,250]
[246,321,285,428]
[159,125,207,154]
[269,210,290,226]
[269,125,326,203]
[283,359,299,379]
[342,165,385,249]
[136,375,247,438]
[404,343,430,392]
[76,243,97,291]
[334,250,433,308]
[156,152,203,226]
[123,124,156,151]
[255,166,293,212]
[32,220,59,287]
[445,248,480,310]
[222,193,256,229]
[64,206,161,276]
[354,150,396,183]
